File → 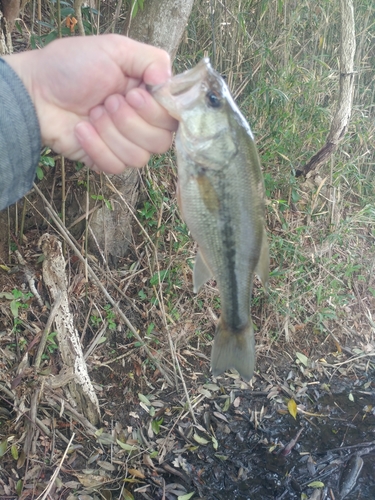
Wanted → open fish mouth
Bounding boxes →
[166,58,211,96]
[147,58,217,119]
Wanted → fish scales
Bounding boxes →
[177,144,263,329]
[149,58,269,381]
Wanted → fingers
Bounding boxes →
[74,92,176,173]
[75,122,128,174]
[126,87,177,131]
[86,92,175,166]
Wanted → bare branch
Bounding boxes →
[299,0,356,177]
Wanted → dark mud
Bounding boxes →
[108,373,375,500]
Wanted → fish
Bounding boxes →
[149,58,269,381]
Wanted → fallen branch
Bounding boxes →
[39,233,100,425]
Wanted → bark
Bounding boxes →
[88,169,139,267]
[74,0,85,36]
[39,234,100,425]
[0,0,20,54]
[297,0,356,177]
[124,0,195,60]
[88,0,194,266]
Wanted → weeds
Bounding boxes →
[36,148,55,181]
[90,304,118,331]
[42,331,59,359]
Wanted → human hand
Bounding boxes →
[4,34,177,173]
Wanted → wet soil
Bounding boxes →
[92,367,375,500]
[187,390,375,500]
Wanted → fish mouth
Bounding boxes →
[167,58,211,96]
[147,58,214,119]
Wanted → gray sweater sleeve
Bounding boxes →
[0,58,41,210]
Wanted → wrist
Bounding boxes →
[3,51,49,143]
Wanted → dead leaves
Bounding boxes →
[65,15,77,33]
[288,398,298,419]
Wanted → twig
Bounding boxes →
[23,294,62,462]
[14,250,44,306]
[46,393,98,435]
[36,415,88,459]
[0,382,16,401]
[33,182,173,386]
[83,321,108,360]
[0,383,86,459]
[323,352,375,367]
[300,464,341,488]
[96,349,134,367]
[23,390,39,457]
[34,293,63,369]
[36,432,75,500]
[316,440,375,455]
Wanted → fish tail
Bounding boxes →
[211,319,255,381]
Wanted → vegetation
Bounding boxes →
[0,0,374,498]
[176,0,375,351]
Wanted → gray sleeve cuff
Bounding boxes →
[0,58,41,210]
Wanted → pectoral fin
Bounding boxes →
[197,175,220,213]
[255,228,269,292]
[193,249,214,293]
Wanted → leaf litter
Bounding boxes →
[1,252,375,500]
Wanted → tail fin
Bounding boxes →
[211,319,255,381]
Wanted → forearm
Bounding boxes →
[0,58,41,211]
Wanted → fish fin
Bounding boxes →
[211,319,255,381]
[255,228,269,292]
[176,180,184,218]
[196,175,220,213]
[193,249,214,293]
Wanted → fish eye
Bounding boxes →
[206,90,221,108]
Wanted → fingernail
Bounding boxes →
[75,122,89,141]
[146,62,171,85]
[90,106,104,121]
[105,95,120,114]
[127,89,145,109]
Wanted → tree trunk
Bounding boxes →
[74,0,85,37]
[124,0,195,60]
[297,0,356,177]
[88,0,194,265]
[0,0,20,54]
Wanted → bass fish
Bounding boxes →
[149,58,269,381]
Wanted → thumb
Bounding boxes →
[109,35,172,86]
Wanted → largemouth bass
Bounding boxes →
[149,58,269,381]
